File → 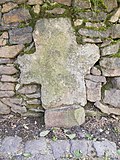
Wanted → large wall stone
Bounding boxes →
[17,18,100,109]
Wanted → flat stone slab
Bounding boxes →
[0,137,119,160]
[17,18,100,109]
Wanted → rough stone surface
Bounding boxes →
[9,27,33,44]
[85,75,106,83]
[71,140,94,156]
[82,37,102,44]
[46,8,65,15]
[27,0,43,5]
[45,106,85,128]
[0,100,10,114]
[111,24,120,39]
[0,136,23,156]
[0,82,15,90]
[94,101,120,116]
[112,77,120,89]
[0,137,119,160]
[0,45,24,58]
[53,0,71,6]
[78,11,107,22]
[25,138,48,155]
[1,98,27,114]
[0,0,14,4]
[0,91,15,98]
[101,43,120,56]
[110,7,120,23]
[100,57,120,77]
[0,58,14,64]
[2,2,18,13]
[85,80,102,102]
[93,140,117,157]
[1,75,18,82]
[103,89,120,108]
[50,140,70,159]
[74,0,91,9]
[27,99,41,105]
[17,18,100,109]
[90,66,101,76]
[3,8,31,24]
[79,28,110,38]
[17,84,39,94]
[0,65,18,75]
[104,0,118,12]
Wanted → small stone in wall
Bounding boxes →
[53,0,71,6]
[3,8,31,24]
[27,99,41,105]
[78,11,107,22]
[0,91,15,98]
[33,4,40,14]
[94,101,120,116]
[16,0,28,4]
[17,84,40,94]
[85,22,106,28]
[100,57,120,77]
[103,89,120,108]
[74,19,83,26]
[0,45,24,58]
[73,0,91,9]
[112,77,120,89]
[2,2,18,13]
[109,7,120,23]
[1,98,27,114]
[111,24,120,39]
[79,28,110,38]
[27,0,43,5]
[103,0,118,12]
[85,80,102,102]
[9,27,33,44]
[93,140,117,158]
[45,106,85,128]
[0,58,14,64]
[26,93,41,98]
[1,75,18,82]
[82,37,102,44]
[0,65,18,75]
[85,75,106,84]
[46,8,65,15]
[90,66,101,76]
[0,0,14,4]
[0,100,10,114]
[101,42,120,56]
[0,82,15,91]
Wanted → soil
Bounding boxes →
[0,111,120,149]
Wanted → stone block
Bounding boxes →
[85,80,102,102]
[103,89,120,108]
[3,8,31,24]
[0,45,24,58]
[9,27,32,44]
[0,100,10,114]
[100,57,120,77]
[45,106,85,128]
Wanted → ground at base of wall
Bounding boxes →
[0,113,120,160]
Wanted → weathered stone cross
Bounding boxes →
[17,18,100,127]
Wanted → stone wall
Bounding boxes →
[0,0,120,128]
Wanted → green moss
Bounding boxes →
[110,52,120,58]
[90,0,106,10]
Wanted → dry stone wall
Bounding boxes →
[0,0,120,128]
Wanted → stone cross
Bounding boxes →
[17,18,100,127]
